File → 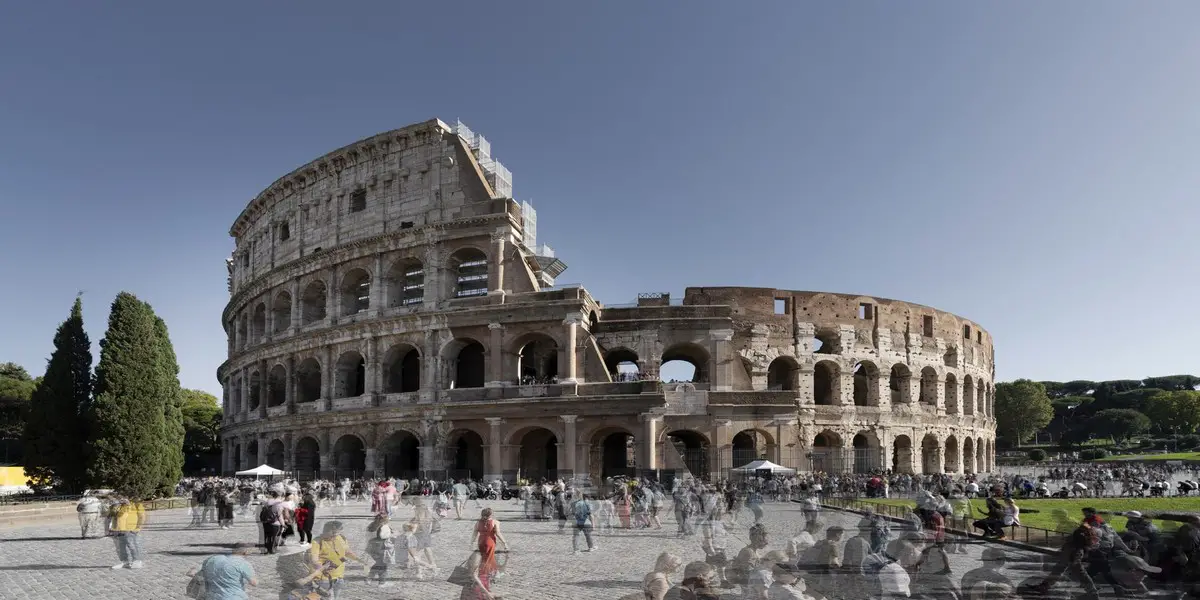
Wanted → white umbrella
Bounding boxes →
[730,459,796,475]
[235,464,286,478]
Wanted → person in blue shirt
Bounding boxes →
[187,542,258,600]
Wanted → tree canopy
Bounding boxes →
[1085,408,1151,442]
[994,379,1054,446]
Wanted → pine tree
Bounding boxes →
[87,293,166,498]
[152,315,185,495]
[23,297,93,492]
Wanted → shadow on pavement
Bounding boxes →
[0,536,87,542]
[0,564,111,571]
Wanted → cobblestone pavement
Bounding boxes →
[0,500,1051,600]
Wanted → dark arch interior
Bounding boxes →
[732,430,764,467]
[454,342,486,388]
[295,438,320,479]
[333,435,366,474]
[599,431,635,479]
[767,358,798,391]
[296,359,322,403]
[661,344,709,383]
[518,428,558,481]
[381,432,420,479]
[301,282,327,324]
[892,435,912,473]
[813,362,837,405]
[335,353,366,398]
[605,348,640,381]
[268,366,287,407]
[666,430,708,480]
[266,440,285,469]
[448,431,484,479]
[385,347,421,393]
[518,337,558,384]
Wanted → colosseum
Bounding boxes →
[217,118,997,483]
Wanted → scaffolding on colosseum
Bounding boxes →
[454,119,513,197]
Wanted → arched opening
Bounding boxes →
[517,428,558,481]
[852,361,880,406]
[250,304,266,344]
[813,329,840,355]
[333,435,366,476]
[295,437,320,479]
[340,268,371,316]
[386,258,425,307]
[812,431,841,473]
[732,430,769,467]
[944,436,960,474]
[892,435,913,474]
[605,348,641,382]
[452,248,489,298]
[919,367,938,404]
[944,373,959,414]
[272,292,292,334]
[383,344,421,393]
[247,371,262,411]
[767,356,799,391]
[814,360,839,405]
[962,375,975,416]
[852,432,880,473]
[235,316,247,351]
[227,379,240,415]
[449,339,486,389]
[296,358,322,403]
[665,430,708,480]
[232,443,242,469]
[889,364,911,404]
[660,343,710,383]
[977,381,986,415]
[516,334,559,384]
[266,439,285,470]
[447,430,484,480]
[943,346,958,367]
[301,281,327,325]
[334,351,366,398]
[963,437,976,474]
[246,440,259,467]
[267,364,287,407]
[381,431,420,479]
[596,430,636,480]
[920,434,940,474]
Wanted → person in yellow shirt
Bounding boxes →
[108,493,147,570]
[298,521,364,599]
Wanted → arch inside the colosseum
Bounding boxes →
[333,434,366,475]
[767,356,799,391]
[593,427,636,480]
[268,364,287,407]
[230,377,242,414]
[266,439,285,469]
[660,343,710,384]
[340,268,372,316]
[962,375,975,416]
[301,281,327,324]
[812,329,840,355]
[446,430,484,479]
[943,346,958,367]
[811,431,841,473]
[889,364,912,405]
[383,344,421,393]
[380,430,420,479]
[733,429,773,467]
[963,437,976,473]
[232,443,242,469]
[944,435,960,474]
[272,292,292,334]
[334,351,366,398]
[813,361,839,405]
[296,358,322,403]
[852,361,880,406]
[515,333,559,384]
[236,315,247,350]
[604,348,641,382]
[446,338,486,389]
[919,367,937,404]
[248,370,262,411]
[245,440,258,468]
[892,435,913,474]
[452,248,489,298]
[920,434,940,474]
[517,427,558,481]
[852,431,880,473]
[251,303,266,344]
[976,380,986,415]
[944,373,959,414]
[665,430,708,481]
[295,437,320,478]
[386,258,425,307]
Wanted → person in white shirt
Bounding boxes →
[76,492,105,539]
[786,522,819,562]
[452,480,470,519]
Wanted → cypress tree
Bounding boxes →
[23,297,93,493]
[87,292,165,498]
[152,315,185,494]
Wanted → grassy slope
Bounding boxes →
[849,497,1200,531]
[1100,452,1200,461]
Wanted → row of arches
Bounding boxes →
[230,248,489,351]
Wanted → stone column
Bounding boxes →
[879,431,892,474]
[322,346,334,407]
[365,449,377,476]
[364,336,379,400]
[710,329,734,392]
[711,420,731,480]
[290,278,300,335]
[561,415,577,478]
[562,314,580,383]
[486,418,504,480]
[319,431,333,480]
[935,375,946,414]
[640,414,660,472]
[422,329,438,401]
[875,371,891,410]
[488,230,507,296]
[240,368,251,417]
[283,433,294,472]
[257,433,267,466]
[326,265,338,325]
[486,322,505,387]
[840,436,856,474]
[286,356,296,414]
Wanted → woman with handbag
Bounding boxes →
[452,550,495,600]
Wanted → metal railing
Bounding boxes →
[823,497,1068,549]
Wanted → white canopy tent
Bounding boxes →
[731,459,796,475]
[235,464,285,478]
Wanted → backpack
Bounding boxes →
[259,502,275,524]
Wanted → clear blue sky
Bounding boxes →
[2,2,1198,398]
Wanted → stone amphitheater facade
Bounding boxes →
[218,118,997,482]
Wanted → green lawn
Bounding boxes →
[842,497,1200,532]
[1098,451,1200,462]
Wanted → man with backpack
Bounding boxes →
[259,491,284,555]
[571,493,597,554]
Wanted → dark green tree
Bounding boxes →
[0,365,36,465]
[994,379,1054,447]
[1085,408,1151,443]
[1062,380,1097,397]
[86,293,169,499]
[1142,375,1200,392]
[22,298,93,492]
[152,316,185,495]
[181,389,222,473]
[0,362,31,381]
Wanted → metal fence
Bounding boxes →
[823,497,1069,549]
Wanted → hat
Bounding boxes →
[1125,511,1143,519]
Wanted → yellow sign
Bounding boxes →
[0,466,27,487]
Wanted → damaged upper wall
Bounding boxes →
[227,119,507,294]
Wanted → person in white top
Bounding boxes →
[76,492,105,539]
[966,481,980,498]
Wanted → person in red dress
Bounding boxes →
[469,508,509,579]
